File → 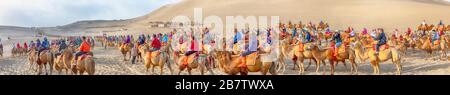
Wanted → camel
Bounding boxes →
[285,42,317,75]
[214,51,277,75]
[447,25,450,31]
[307,44,330,75]
[54,46,75,75]
[317,31,333,45]
[119,43,132,61]
[395,38,409,55]
[402,34,417,54]
[324,42,357,75]
[296,22,305,29]
[306,24,317,31]
[36,50,54,75]
[11,47,27,56]
[354,40,402,75]
[317,22,329,31]
[416,36,447,60]
[71,52,95,75]
[176,44,215,75]
[142,44,174,75]
[28,47,37,71]
[418,24,434,32]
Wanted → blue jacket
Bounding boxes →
[333,33,342,43]
[233,31,243,44]
[162,35,168,43]
[376,32,387,44]
[41,39,49,49]
[433,32,440,41]
[139,37,145,45]
[291,28,297,39]
[305,31,312,42]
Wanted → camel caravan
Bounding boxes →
[13,36,97,75]
[3,19,450,75]
[103,20,448,75]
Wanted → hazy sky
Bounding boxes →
[0,0,181,27]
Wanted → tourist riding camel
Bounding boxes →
[73,36,91,66]
[374,29,387,55]
[37,37,50,57]
[150,34,162,52]
[332,30,342,57]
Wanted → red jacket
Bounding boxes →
[16,43,21,48]
[24,43,28,49]
[79,41,91,52]
[190,40,198,51]
[151,38,161,49]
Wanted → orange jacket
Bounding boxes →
[79,41,91,52]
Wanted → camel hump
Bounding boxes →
[40,50,49,55]
[151,51,161,57]
[246,53,259,66]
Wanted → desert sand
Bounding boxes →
[1,0,450,75]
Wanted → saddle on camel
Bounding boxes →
[177,35,212,75]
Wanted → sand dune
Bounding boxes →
[2,0,449,34]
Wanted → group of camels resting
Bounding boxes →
[9,38,96,75]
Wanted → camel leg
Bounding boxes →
[297,60,304,75]
[38,65,42,75]
[292,59,298,70]
[330,61,335,75]
[396,63,401,75]
[300,60,304,75]
[322,60,326,75]
[200,65,205,75]
[160,65,164,75]
[269,62,277,75]
[351,60,358,75]
[178,65,186,75]
[151,64,155,75]
[49,62,53,75]
[44,63,48,75]
[303,59,311,71]
[240,67,248,75]
[342,60,348,70]
[128,51,132,61]
[376,63,381,75]
[261,62,269,75]
[65,69,68,75]
[371,63,376,75]
[166,59,174,75]
[315,59,320,73]
[187,67,192,75]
